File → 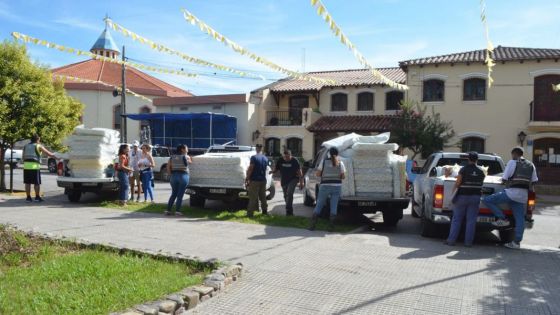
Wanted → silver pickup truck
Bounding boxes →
[412,152,536,242]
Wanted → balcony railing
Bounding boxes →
[266,110,303,126]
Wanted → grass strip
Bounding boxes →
[99,201,358,233]
[0,225,207,315]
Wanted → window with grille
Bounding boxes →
[423,79,445,102]
[385,91,404,110]
[286,138,303,157]
[357,92,374,111]
[461,137,485,153]
[331,93,348,112]
[463,78,486,101]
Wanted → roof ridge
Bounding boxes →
[307,67,401,74]
[126,66,191,95]
[51,59,96,72]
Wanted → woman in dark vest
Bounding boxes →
[166,144,192,216]
[308,147,346,232]
[446,151,485,247]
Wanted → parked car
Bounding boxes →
[411,152,536,242]
[151,145,171,181]
[3,148,22,168]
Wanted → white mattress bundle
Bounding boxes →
[64,127,119,178]
[322,133,408,198]
[189,152,253,188]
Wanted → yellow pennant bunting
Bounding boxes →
[180,9,334,84]
[104,18,266,81]
[480,0,495,88]
[308,0,407,90]
[11,32,197,78]
[53,74,153,103]
[553,84,560,92]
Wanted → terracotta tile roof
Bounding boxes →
[153,94,246,106]
[268,68,405,92]
[307,115,395,132]
[399,45,560,67]
[51,59,192,97]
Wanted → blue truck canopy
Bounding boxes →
[125,112,237,149]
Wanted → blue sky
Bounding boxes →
[1,0,559,95]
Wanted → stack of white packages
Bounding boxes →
[64,127,120,178]
[189,152,253,188]
[323,132,408,198]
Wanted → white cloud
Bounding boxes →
[53,17,100,32]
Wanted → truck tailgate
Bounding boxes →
[440,175,505,211]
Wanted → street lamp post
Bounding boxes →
[121,45,127,143]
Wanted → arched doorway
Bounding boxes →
[533,137,560,184]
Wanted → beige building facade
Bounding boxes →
[400,46,560,184]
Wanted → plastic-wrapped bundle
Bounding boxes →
[322,133,361,151]
[339,157,355,197]
[389,154,407,198]
[189,177,246,188]
[353,168,392,181]
[355,132,390,144]
[352,158,392,169]
[65,126,119,178]
[189,153,253,188]
[351,142,399,153]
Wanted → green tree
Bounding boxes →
[0,41,83,191]
[390,100,455,159]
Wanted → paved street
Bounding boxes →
[1,168,560,314]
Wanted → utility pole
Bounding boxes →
[121,45,127,143]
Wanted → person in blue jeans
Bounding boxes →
[166,144,192,216]
[445,152,486,247]
[117,144,133,206]
[138,144,156,203]
[483,147,538,249]
[308,147,346,232]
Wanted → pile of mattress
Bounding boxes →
[189,152,253,188]
[322,132,408,198]
[64,127,120,178]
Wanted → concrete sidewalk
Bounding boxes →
[0,197,559,314]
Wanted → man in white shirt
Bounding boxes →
[483,147,538,249]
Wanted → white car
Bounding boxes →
[3,149,22,168]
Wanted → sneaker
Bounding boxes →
[504,241,520,250]
[444,240,456,246]
[164,211,171,216]
[175,212,183,216]
[26,196,33,202]
[34,196,44,202]
[492,218,510,228]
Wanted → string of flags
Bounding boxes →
[53,74,153,103]
[479,0,495,88]
[104,18,266,81]
[309,0,407,90]
[180,9,335,84]
[11,32,197,78]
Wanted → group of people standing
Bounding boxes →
[246,145,345,231]
[116,143,191,216]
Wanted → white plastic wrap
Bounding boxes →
[339,157,355,197]
[351,142,399,152]
[189,152,252,188]
[355,132,390,144]
[65,126,119,179]
[389,154,407,198]
[322,133,361,151]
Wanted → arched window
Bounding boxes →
[357,92,374,111]
[265,138,281,157]
[461,137,485,153]
[423,79,445,102]
[113,104,121,131]
[463,78,486,101]
[286,138,303,157]
[385,91,404,110]
[331,93,348,112]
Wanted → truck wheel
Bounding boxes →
[68,190,81,203]
[420,216,437,237]
[498,229,515,243]
[266,184,276,200]
[190,195,205,208]
[410,200,420,218]
[160,165,170,182]
[48,158,57,173]
[304,190,314,207]
[382,209,402,227]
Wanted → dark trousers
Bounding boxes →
[447,194,481,245]
[282,178,298,213]
[248,181,267,215]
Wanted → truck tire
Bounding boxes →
[68,190,81,203]
[190,195,205,208]
[160,165,170,182]
[498,229,515,243]
[420,215,438,237]
[266,184,276,200]
[410,200,420,218]
[304,190,314,207]
[382,209,402,227]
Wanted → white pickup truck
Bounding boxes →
[412,152,536,242]
[186,145,275,208]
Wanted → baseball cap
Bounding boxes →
[132,140,140,147]
[468,151,478,160]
